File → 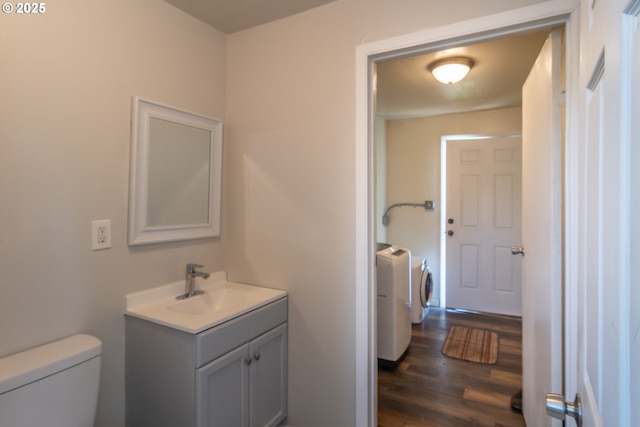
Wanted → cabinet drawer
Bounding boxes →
[196,297,287,367]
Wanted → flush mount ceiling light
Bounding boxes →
[428,57,475,84]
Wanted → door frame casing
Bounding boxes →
[354,1,579,425]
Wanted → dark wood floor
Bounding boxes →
[378,308,525,427]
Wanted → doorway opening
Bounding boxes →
[355,4,574,426]
[375,29,556,316]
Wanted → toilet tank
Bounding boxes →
[0,334,102,427]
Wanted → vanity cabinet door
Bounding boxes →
[196,344,250,427]
[249,323,288,427]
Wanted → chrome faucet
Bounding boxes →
[177,263,210,300]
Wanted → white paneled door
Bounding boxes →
[521,30,563,427]
[563,0,638,426]
[521,1,638,424]
[445,136,522,316]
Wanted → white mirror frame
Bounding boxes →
[128,97,223,245]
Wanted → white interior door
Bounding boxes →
[521,30,563,427]
[564,1,637,426]
[445,136,522,316]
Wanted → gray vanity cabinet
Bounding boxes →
[196,323,287,427]
[126,297,288,427]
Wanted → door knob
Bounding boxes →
[546,393,582,427]
[511,246,525,256]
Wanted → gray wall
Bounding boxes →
[0,1,226,425]
[224,1,543,425]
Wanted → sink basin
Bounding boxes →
[125,272,287,333]
[168,286,266,315]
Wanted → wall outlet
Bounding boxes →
[92,219,112,250]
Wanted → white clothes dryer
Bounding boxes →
[410,256,433,324]
[376,244,411,362]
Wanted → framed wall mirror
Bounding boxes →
[128,98,223,245]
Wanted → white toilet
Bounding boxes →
[0,333,102,427]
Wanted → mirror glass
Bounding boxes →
[128,98,222,245]
[147,117,211,226]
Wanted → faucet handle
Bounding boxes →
[186,263,204,273]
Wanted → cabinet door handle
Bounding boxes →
[245,356,252,365]
[254,352,261,361]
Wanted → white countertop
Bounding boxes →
[125,271,287,334]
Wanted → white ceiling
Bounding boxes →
[375,29,554,119]
[162,0,335,34]
[160,1,554,120]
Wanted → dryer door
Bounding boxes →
[420,268,433,308]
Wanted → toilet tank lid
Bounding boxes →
[0,334,101,395]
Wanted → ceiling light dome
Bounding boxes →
[428,57,475,84]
